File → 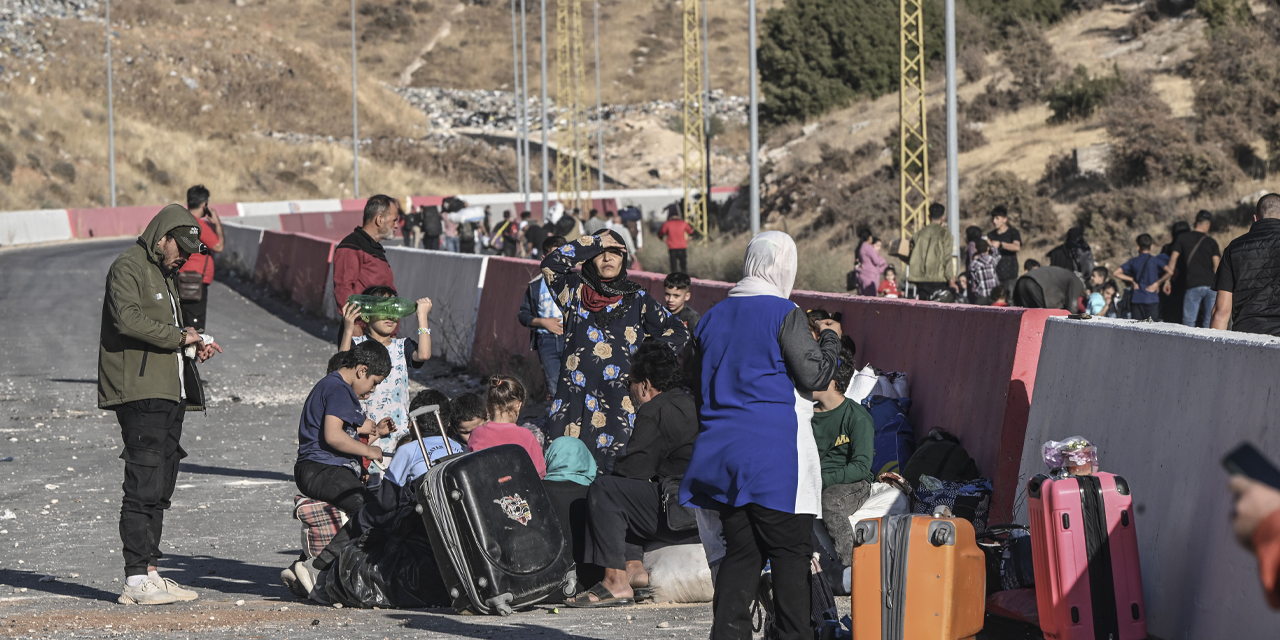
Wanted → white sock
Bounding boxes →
[148,570,163,584]
[125,575,149,588]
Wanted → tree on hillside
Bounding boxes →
[758,0,943,124]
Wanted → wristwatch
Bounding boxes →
[418,326,431,335]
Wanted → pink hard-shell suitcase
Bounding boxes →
[1027,472,1146,640]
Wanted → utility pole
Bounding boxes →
[540,0,550,216]
[701,0,712,206]
[350,0,360,199]
[945,0,959,259]
[748,0,759,235]
[106,0,116,207]
[899,0,929,241]
[511,0,525,199]
[593,0,604,195]
[520,0,532,212]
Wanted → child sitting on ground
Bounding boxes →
[878,267,901,298]
[450,392,487,445]
[465,375,547,477]
[340,285,434,454]
[284,340,394,598]
[812,346,875,569]
[662,272,700,332]
[384,389,465,488]
[1088,280,1119,318]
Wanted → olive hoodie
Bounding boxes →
[98,204,204,410]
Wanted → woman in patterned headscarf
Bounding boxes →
[540,229,689,473]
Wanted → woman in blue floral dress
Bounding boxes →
[541,230,689,473]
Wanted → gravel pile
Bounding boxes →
[0,1,101,67]
[390,84,749,133]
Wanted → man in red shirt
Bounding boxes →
[333,195,399,333]
[177,185,225,331]
[658,210,695,274]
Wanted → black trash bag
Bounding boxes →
[324,479,451,609]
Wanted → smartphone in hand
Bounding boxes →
[1223,442,1280,491]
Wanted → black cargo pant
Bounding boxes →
[581,476,698,571]
[294,460,368,569]
[179,284,209,332]
[712,503,814,640]
[668,249,688,274]
[117,399,187,577]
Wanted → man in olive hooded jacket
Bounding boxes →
[99,204,223,605]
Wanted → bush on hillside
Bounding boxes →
[965,0,1070,28]
[1045,65,1123,124]
[759,0,943,125]
[1074,188,1178,261]
[962,171,1058,237]
[1037,152,1110,202]
[966,21,1061,120]
[1102,80,1187,186]
[1190,25,1280,172]
[1196,0,1253,31]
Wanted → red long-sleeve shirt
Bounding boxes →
[332,238,395,312]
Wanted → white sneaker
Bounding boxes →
[281,567,309,599]
[290,559,319,595]
[118,579,179,605]
[151,575,198,602]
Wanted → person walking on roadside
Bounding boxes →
[680,231,841,640]
[176,185,224,332]
[854,228,887,297]
[988,205,1023,291]
[99,205,223,605]
[1165,210,1221,327]
[333,195,399,326]
[582,208,607,236]
[1114,233,1168,321]
[1212,193,1280,334]
[519,235,569,398]
[660,210,695,274]
[908,203,955,300]
[420,204,444,251]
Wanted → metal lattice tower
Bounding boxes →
[554,0,588,211]
[899,0,929,240]
[681,0,709,238]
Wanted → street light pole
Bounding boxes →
[945,0,959,258]
[748,0,759,235]
[350,0,360,199]
[106,0,116,207]
[539,0,550,215]
[521,0,532,212]
[593,0,604,195]
[511,0,525,199]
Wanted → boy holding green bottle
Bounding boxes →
[339,285,434,455]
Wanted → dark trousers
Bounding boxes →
[713,503,814,640]
[820,481,871,566]
[913,281,945,301]
[1131,302,1160,321]
[582,476,698,571]
[294,460,368,569]
[669,248,688,274]
[536,334,565,398]
[178,284,209,332]
[423,235,441,251]
[116,399,187,576]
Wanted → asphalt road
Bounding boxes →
[0,239,719,639]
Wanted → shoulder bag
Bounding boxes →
[660,476,698,532]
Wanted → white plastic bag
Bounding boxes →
[846,482,910,531]
[845,365,879,403]
[643,544,715,603]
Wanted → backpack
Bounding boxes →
[442,196,466,213]
[421,206,443,236]
[901,428,979,490]
[862,396,917,478]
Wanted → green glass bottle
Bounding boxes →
[346,295,418,320]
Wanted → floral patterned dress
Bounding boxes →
[351,335,418,454]
[541,235,690,472]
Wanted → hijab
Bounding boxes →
[729,231,798,299]
[543,436,597,486]
[579,230,642,322]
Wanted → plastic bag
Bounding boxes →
[845,365,879,403]
[324,504,450,609]
[845,366,909,403]
[1042,436,1099,478]
[643,544,715,603]
[846,482,911,532]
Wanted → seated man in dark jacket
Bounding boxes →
[566,342,700,607]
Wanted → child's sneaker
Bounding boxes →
[118,579,178,605]
[280,567,309,599]
[150,575,198,602]
[289,559,320,595]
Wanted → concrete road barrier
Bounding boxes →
[384,246,488,365]
[219,223,264,279]
[254,230,335,314]
[0,209,72,246]
[279,210,367,242]
[1017,317,1280,639]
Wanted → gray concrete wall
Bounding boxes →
[1016,317,1280,639]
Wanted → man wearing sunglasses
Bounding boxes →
[99,204,223,606]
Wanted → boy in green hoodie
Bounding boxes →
[812,346,874,566]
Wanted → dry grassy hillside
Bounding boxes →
[0,0,755,211]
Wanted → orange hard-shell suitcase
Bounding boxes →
[850,514,986,640]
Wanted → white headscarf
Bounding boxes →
[728,231,798,299]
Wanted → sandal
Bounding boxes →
[632,587,653,602]
[564,582,635,608]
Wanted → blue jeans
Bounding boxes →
[535,334,566,398]
[443,236,460,253]
[1183,286,1217,328]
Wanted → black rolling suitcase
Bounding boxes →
[408,405,576,615]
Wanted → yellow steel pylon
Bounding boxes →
[681,0,708,238]
[554,0,588,212]
[899,0,929,240]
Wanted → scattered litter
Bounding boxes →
[280,606,289,611]
[333,602,343,609]
[235,599,245,606]
[69,573,79,578]
[1,510,16,520]
[50,499,57,504]
[0,457,12,462]
[6,438,15,442]
[311,620,320,626]
[43,484,58,491]
[38,576,54,583]
[66,467,73,472]
[657,621,670,628]
[548,608,559,614]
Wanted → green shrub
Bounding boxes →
[1074,188,1177,261]
[962,171,1059,237]
[1196,0,1252,31]
[1045,65,1123,124]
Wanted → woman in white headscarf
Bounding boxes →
[679,231,842,640]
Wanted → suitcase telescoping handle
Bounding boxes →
[407,404,452,470]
